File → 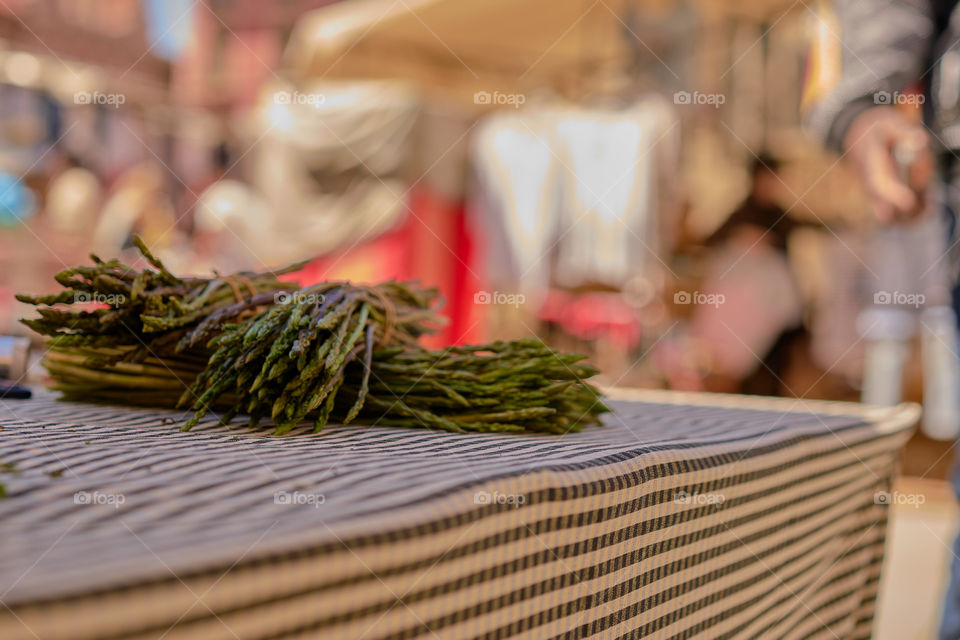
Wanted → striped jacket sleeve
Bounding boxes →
[805,0,939,152]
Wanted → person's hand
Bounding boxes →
[843,106,933,222]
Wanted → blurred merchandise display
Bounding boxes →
[0,335,28,380]
[857,217,960,440]
[470,96,678,294]
[0,0,917,405]
[251,80,419,262]
[553,98,678,290]
[0,172,33,226]
[538,291,643,351]
[469,96,678,365]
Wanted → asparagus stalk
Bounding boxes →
[19,240,608,436]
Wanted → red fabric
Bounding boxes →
[539,290,642,350]
[281,187,482,348]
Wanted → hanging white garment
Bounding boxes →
[471,110,561,297]
[252,80,420,262]
[552,97,677,289]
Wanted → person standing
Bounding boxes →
[806,1,960,637]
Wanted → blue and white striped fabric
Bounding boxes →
[0,388,917,639]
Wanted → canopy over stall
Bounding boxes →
[283,0,798,104]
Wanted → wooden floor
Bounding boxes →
[902,432,957,481]
[876,477,957,640]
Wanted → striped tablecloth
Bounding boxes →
[0,388,918,640]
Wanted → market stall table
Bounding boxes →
[0,388,918,639]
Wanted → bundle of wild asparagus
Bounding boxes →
[18,241,608,435]
[355,341,606,434]
[179,294,606,434]
[178,280,440,432]
[16,238,303,406]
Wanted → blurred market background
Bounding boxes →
[0,0,874,401]
[0,2,952,634]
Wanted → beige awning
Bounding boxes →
[284,0,798,103]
